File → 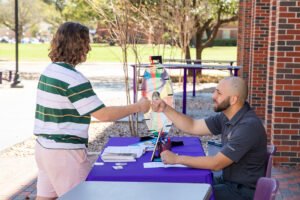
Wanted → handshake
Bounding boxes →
[136,95,168,113]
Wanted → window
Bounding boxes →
[222,30,230,39]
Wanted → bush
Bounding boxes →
[212,39,237,46]
[108,40,116,46]
[170,74,226,83]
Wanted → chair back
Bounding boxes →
[266,155,273,178]
[267,145,276,155]
[254,177,279,200]
[265,145,276,177]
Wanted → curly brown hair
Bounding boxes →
[48,22,91,66]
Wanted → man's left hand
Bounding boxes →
[160,150,179,164]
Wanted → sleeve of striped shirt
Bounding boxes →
[67,81,105,116]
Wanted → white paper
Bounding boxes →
[143,162,188,168]
[94,162,104,166]
[101,158,136,162]
[103,146,145,158]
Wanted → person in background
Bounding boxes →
[34,22,150,200]
[152,76,267,200]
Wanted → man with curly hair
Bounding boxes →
[34,22,150,199]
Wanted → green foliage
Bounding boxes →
[29,25,40,38]
[42,0,99,29]
[42,0,66,12]
[62,0,99,26]
[212,39,237,46]
[210,0,238,14]
[0,0,48,41]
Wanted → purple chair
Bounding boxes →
[266,145,276,178]
[253,177,279,200]
[267,145,276,156]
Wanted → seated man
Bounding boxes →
[152,76,267,200]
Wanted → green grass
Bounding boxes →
[0,43,237,62]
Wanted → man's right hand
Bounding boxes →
[152,99,168,112]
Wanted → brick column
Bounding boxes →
[238,0,300,166]
[237,0,245,73]
[249,0,271,120]
[272,0,300,167]
[237,0,254,85]
[265,0,277,142]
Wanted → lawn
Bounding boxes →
[0,43,237,62]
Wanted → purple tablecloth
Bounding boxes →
[86,137,213,185]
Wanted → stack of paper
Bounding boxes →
[101,146,145,162]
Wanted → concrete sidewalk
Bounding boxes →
[0,81,37,150]
[0,154,99,200]
[0,61,229,78]
[0,62,132,78]
[0,156,37,200]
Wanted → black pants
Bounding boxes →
[213,176,255,200]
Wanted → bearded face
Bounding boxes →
[213,96,231,112]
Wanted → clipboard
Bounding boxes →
[150,128,163,162]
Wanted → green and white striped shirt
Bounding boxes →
[34,62,105,149]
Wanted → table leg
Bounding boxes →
[193,69,196,97]
[234,69,239,76]
[183,68,187,114]
[9,71,12,82]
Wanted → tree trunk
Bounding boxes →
[195,31,203,60]
[196,46,204,61]
[186,45,194,76]
[194,31,204,78]
[148,26,152,44]
[205,28,213,47]
[185,45,191,61]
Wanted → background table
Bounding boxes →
[131,63,240,114]
[86,137,213,184]
[59,181,212,200]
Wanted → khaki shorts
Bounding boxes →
[35,142,92,198]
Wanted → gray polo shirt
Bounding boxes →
[205,102,267,188]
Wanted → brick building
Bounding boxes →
[238,0,300,167]
[216,22,238,40]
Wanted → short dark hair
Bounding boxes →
[48,22,91,66]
